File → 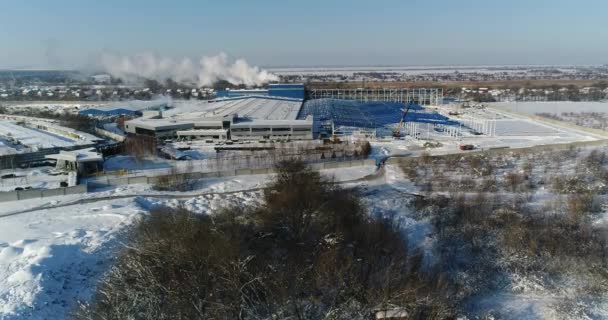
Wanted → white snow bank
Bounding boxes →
[0,199,144,319]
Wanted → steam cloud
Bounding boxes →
[100,52,278,87]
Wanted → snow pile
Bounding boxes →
[0,199,143,319]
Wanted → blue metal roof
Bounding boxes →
[216,84,305,99]
[216,89,269,98]
[79,108,138,116]
[268,83,305,99]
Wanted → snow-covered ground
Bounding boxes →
[0,198,142,319]
[491,101,608,115]
[368,104,603,158]
[266,65,578,76]
[0,164,381,319]
[3,149,608,318]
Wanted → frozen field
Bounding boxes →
[493,119,561,136]
[267,65,578,76]
[491,101,608,114]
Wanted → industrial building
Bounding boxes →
[45,147,103,175]
[123,84,445,142]
[124,93,312,142]
[216,83,305,100]
[79,101,168,117]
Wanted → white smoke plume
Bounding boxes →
[100,52,278,87]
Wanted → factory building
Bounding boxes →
[45,148,104,175]
[124,92,312,142]
[230,117,313,140]
[79,101,168,117]
[267,84,305,99]
[216,83,304,100]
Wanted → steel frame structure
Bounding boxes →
[306,88,443,105]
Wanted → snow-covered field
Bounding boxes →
[266,65,579,76]
[2,146,608,318]
[491,101,608,115]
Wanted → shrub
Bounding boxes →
[77,160,454,319]
[152,164,196,192]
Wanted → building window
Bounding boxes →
[135,127,156,136]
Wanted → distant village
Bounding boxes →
[2,66,608,102]
[454,84,608,102]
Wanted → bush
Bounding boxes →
[124,135,156,161]
[152,164,196,192]
[77,160,454,319]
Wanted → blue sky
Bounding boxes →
[1,0,607,69]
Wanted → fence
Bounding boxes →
[87,159,376,188]
[0,159,376,202]
[0,184,87,203]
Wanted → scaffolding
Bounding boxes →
[306,88,443,105]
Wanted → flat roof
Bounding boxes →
[125,118,194,130]
[0,120,100,149]
[45,148,103,162]
[205,96,303,121]
[83,100,169,113]
[231,118,313,128]
[31,121,102,142]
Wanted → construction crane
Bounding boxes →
[392,103,414,137]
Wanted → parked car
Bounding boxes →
[459,144,475,151]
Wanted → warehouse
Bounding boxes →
[215,83,304,99]
[176,129,229,141]
[124,94,313,141]
[124,118,195,138]
[79,101,168,117]
[201,96,303,120]
[45,148,103,175]
[125,114,312,142]
[230,117,314,141]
